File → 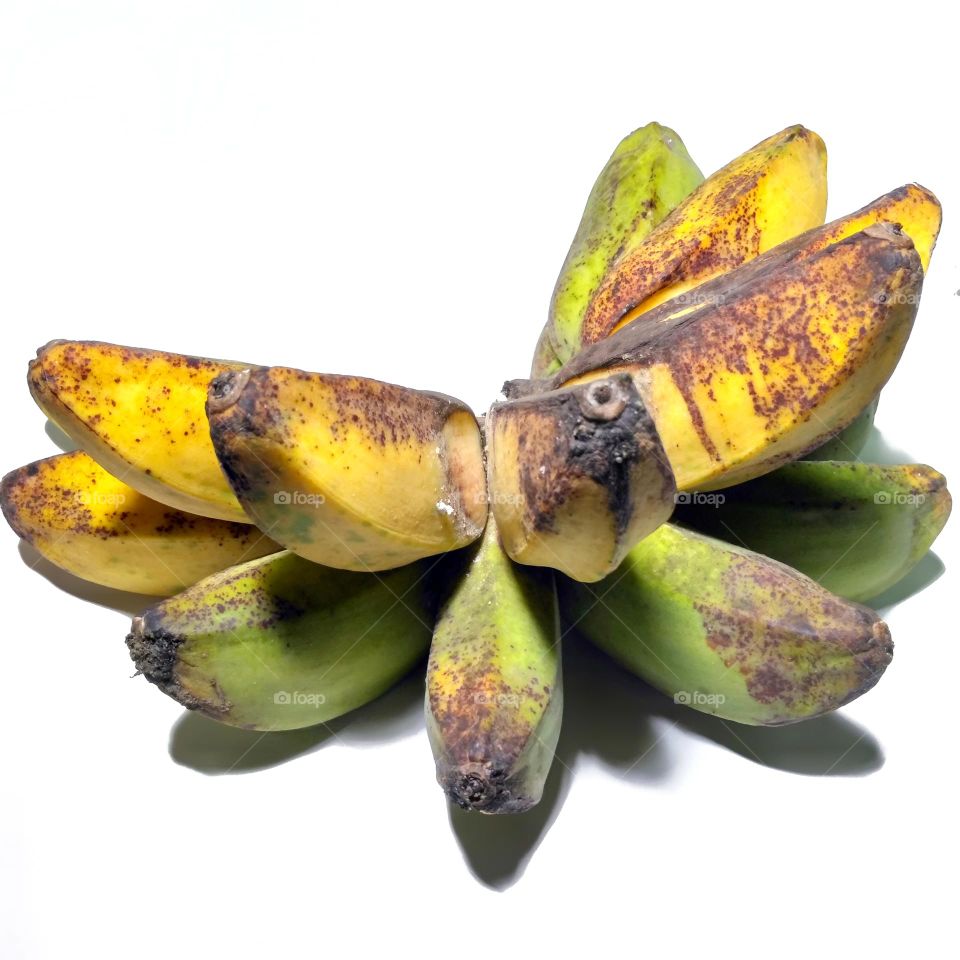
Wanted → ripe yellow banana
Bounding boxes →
[28,340,251,521]
[524,221,923,494]
[0,451,279,595]
[128,552,433,730]
[206,367,487,571]
[531,122,704,377]
[561,524,893,726]
[579,124,828,344]
[486,373,676,582]
[425,516,561,812]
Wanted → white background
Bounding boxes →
[1,2,957,957]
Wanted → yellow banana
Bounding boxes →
[486,374,675,582]
[28,340,251,521]
[521,221,923,495]
[580,124,828,344]
[206,367,487,571]
[1,451,278,595]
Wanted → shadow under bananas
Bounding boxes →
[17,541,159,616]
[452,630,889,890]
[870,550,945,612]
[168,665,428,774]
[858,425,918,466]
[568,636,884,777]
[447,635,671,890]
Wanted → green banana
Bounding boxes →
[674,461,950,602]
[560,524,893,726]
[127,552,433,730]
[807,397,878,460]
[425,517,561,813]
[531,122,703,377]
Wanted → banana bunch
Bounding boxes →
[1,123,950,817]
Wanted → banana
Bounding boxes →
[127,552,434,730]
[560,524,893,725]
[531,122,704,377]
[579,124,828,345]
[767,183,939,462]
[674,461,951,602]
[519,221,923,493]
[205,367,487,572]
[0,451,279,595]
[486,373,676,582]
[425,516,561,812]
[586,180,940,346]
[29,340,251,521]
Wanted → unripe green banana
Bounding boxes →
[425,517,561,813]
[674,460,950,602]
[560,524,893,726]
[127,552,433,730]
[531,122,703,377]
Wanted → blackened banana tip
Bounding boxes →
[207,368,251,414]
[449,767,496,810]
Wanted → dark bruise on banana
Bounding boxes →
[487,374,676,582]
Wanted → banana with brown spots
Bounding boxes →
[28,340,252,521]
[425,516,561,813]
[127,552,434,730]
[531,121,704,378]
[206,367,487,572]
[513,220,924,495]
[579,124,828,345]
[561,524,894,726]
[0,450,279,595]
